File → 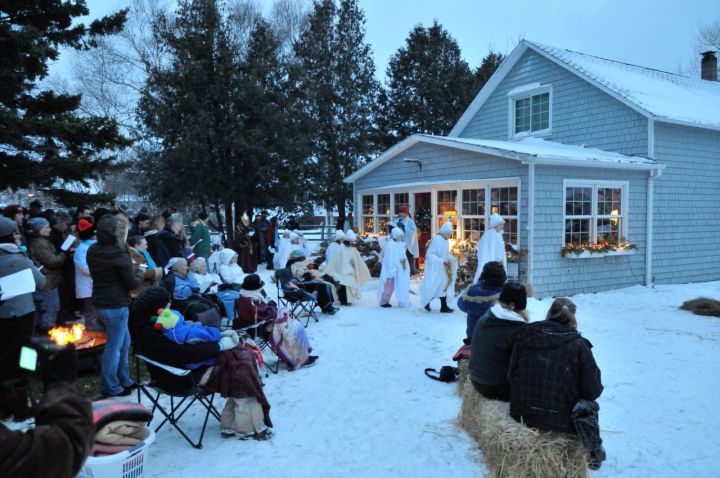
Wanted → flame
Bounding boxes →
[48,323,86,346]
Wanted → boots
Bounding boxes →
[440,297,454,313]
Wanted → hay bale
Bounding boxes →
[680,298,720,317]
[457,359,469,394]
[459,382,588,478]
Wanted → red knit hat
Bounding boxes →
[78,219,94,233]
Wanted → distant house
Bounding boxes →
[345,40,720,297]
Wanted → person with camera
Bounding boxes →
[0,217,46,421]
[0,345,94,478]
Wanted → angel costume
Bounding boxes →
[377,228,410,308]
[473,214,507,283]
[324,230,370,304]
[419,221,458,310]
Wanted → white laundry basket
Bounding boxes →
[79,428,155,478]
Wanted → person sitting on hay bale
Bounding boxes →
[508,298,605,470]
[458,261,506,340]
[469,281,528,401]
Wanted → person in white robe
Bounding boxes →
[396,206,419,275]
[377,227,410,308]
[217,248,244,285]
[324,230,370,305]
[324,230,344,267]
[473,213,507,283]
[420,221,458,312]
[273,229,291,269]
[276,232,307,270]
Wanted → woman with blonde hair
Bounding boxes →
[508,298,605,469]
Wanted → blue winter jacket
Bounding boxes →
[162,310,221,369]
[457,283,503,339]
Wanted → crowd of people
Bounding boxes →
[0,198,606,474]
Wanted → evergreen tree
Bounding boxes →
[472,51,504,96]
[376,21,473,148]
[293,0,378,217]
[138,0,239,222]
[0,1,128,204]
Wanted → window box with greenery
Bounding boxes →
[563,180,633,258]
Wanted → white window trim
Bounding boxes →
[562,179,629,246]
[507,83,553,139]
[357,178,521,245]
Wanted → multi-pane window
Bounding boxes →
[437,190,458,238]
[462,189,485,241]
[490,187,519,245]
[394,193,409,214]
[564,183,626,245]
[361,195,374,233]
[376,194,391,233]
[514,91,550,135]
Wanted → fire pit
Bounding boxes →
[48,324,106,372]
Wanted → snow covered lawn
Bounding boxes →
[143,272,720,478]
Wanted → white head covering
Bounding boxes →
[218,248,238,265]
[334,230,345,241]
[282,229,290,237]
[391,227,404,240]
[489,214,505,228]
[345,230,357,242]
[289,232,300,241]
[439,221,453,235]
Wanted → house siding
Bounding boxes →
[652,123,720,284]
[457,49,648,157]
[532,166,648,298]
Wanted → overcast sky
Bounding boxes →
[53,0,719,81]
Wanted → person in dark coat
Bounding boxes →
[508,297,603,436]
[469,281,528,401]
[87,215,143,397]
[0,217,45,421]
[157,217,185,264]
[458,261,506,340]
[234,214,257,273]
[285,215,299,231]
[132,287,273,440]
[26,217,66,332]
[0,346,94,478]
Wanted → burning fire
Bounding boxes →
[48,323,86,346]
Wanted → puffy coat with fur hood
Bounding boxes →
[87,215,143,308]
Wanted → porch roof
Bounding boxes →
[345,134,663,183]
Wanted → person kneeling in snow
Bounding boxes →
[508,298,605,469]
[133,287,274,441]
[377,227,410,308]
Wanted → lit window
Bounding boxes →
[564,183,626,245]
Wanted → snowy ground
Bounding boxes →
[138,271,720,477]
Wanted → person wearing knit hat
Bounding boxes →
[74,218,101,330]
[458,261,507,339]
[395,205,419,275]
[324,229,369,305]
[377,227,410,308]
[0,216,46,421]
[473,213,507,283]
[420,221,458,312]
[468,280,529,402]
[26,215,64,331]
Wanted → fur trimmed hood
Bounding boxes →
[96,214,129,248]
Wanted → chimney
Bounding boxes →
[701,51,717,81]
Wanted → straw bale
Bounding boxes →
[457,359,469,394]
[459,382,588,478]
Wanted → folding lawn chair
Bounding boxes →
[135,354,221,449]
[273,268,319,327]
[234,296,280,374]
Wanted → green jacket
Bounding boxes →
[190,219,211,259]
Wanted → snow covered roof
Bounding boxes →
[344,134,661,183]
[450,40,720,136]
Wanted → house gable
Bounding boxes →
[453,47,648,157]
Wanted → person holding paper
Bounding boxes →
[0,217,46,421]
[26,217,66,332]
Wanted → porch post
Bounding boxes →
[527,161,535,286]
